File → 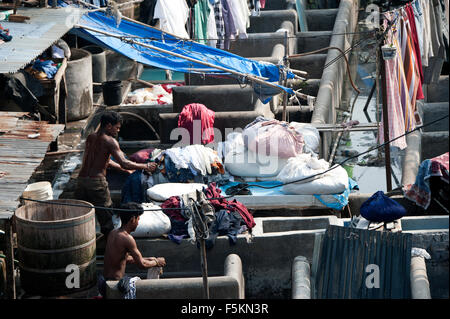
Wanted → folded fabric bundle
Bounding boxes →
[32,59,58,79]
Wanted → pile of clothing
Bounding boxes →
[123,83,183,105]
[121,145,229,204]
[0,24,12,44]
[25,59,61,80]
[160,182,254,247]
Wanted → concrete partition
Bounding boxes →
[105,216,342,298]
[311,0,360,159]
[106,254,244,299]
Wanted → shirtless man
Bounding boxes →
[99,202,166,297]
[74,111,157,237]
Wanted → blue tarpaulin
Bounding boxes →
[70,8,295,102]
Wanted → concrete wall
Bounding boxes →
[112,216,341,299]
[311,0,360,159]
[106,254,245,299]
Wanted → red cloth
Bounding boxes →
[178,103,215,145]
[405,4,424,100]
[129,148,154,163]
[204,183,255,229]
[161,196,186,221]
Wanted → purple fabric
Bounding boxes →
[220,0,236,50]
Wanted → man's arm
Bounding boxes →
[125,235,159,269]
[108,138,156,173]
[108,158,134,174]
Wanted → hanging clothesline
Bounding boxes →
[379,0,448,150]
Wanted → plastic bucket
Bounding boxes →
[22,181,53,204]
[102,80,123,106]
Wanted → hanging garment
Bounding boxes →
[412,0,426,66]
[405,4,425,91]
[214,0,226,49]
[227,0,249,39]
[260,0,266,8]
[424,0,446,83]
[420,0,433,67]
[178,103,215,145]
[153,0,190,38]
[207,1,218,47]
[221,0,237,50]
[194,0,211,44]
[378,13,409,150]
[399,10,421,123]
[205,209,243,249]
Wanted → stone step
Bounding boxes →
[306,9,339,31]
[289,54,327,79]
[421,102,449,132]
[248,9,298,34]
[172,85,259,113]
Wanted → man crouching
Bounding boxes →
[98,202,166,298]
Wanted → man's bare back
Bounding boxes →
[79,132,115,178]
[102,210,166,281]
[103,228,133,280]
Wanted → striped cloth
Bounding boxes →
[379,13,409,150]
[399,10,420,131]
[214,0,225,49]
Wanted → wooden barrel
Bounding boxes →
[14,199,96,296]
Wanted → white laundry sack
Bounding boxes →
[146,183,207,202]
[277,154,348,194]
[289,122,321,154]
[243,120,305,158]
[112,203,171,238]
[225,147,289,177]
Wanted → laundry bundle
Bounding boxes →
[360,191,407,223]
[112,203,172,238]
[123,83,183,105]
[163,144,225,183]
[276,153,349,195]
[221,117,320,179]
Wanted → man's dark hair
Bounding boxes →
[119,202,144,226]
[100,111,123,128]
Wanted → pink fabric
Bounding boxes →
[244,120,305,158]
[405,4,424,100]
[178,103,215,145]
[260,0,266,8]
[129,148,154,163]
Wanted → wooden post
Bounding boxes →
[379,46,393,192]
[3,218,16,299]
[199,238,209,299]
[282,31,289,122]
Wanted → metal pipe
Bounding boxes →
[379,44,393,192]
[291,256,311,299]
[410,256,431,299]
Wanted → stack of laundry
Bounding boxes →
[160,182,254,247]
[121,145,229,204]
[123,83,183,105]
